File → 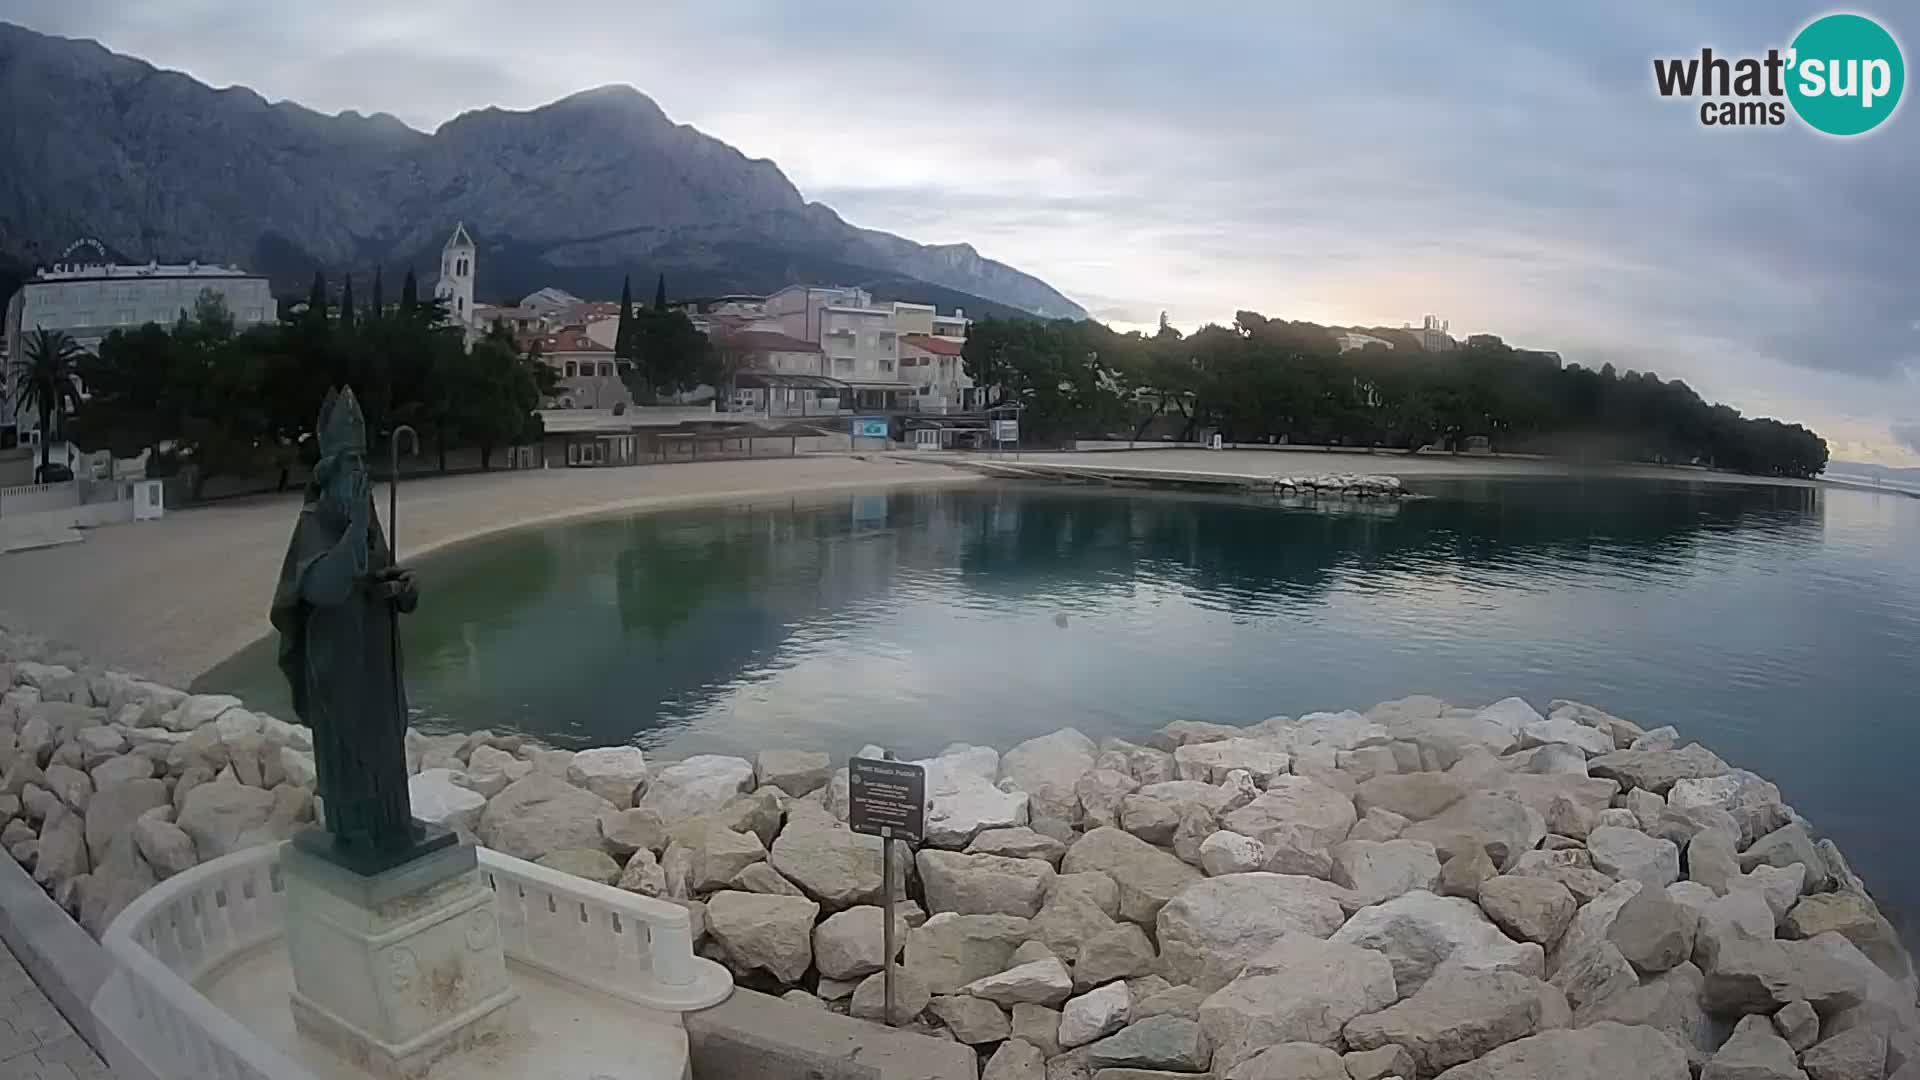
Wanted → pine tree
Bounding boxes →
[371,266,385,319]
[340,273,356,331]
[653,273,667,310]
[615,275,635,360]
[306,271,327,324]
[401,269,419,314]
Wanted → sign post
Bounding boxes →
[848,754,926,1027]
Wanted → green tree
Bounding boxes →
[614,275,635,362]
[371,266,385,318]
[12,329,87,477]
[340,273,356,332]
[653,272,667,310]
[621,307,708,401]
[400,269,419,315]
[305,271,328,327]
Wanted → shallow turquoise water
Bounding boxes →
[203,478,1920,927]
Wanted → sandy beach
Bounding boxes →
[1020,447,1826,488]
[0,454,976,686]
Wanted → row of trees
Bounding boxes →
[43,271,556,496]
[962,311,1829,478]
[609,274,718,403]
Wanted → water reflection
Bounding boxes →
[203,479,1920,932]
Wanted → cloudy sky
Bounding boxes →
[9,1,1919,463]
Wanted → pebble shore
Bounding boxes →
[0,621,1914,1080]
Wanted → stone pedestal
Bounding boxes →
[283,841,522,1080]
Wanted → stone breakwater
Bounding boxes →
[0,625,1915,1080]
[1266,473,1407,497]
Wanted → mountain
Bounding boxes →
[0,23,1087,320]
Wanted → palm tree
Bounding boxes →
[13,329,87,478]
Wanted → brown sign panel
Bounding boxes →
[848,757,927,843]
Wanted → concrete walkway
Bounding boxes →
[0,938,110,1080]
[0,455,973,687]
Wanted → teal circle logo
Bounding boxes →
[1787,13,1904,135]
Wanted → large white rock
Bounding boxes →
[1700,1014,1809,1080]
[175,778,279,860]
[1403,793,1546,872]
[1258,710,1392,753]
[1174,739,1291,785]
[754,750,830,797]
[1156,873,1348,991]
[1344,968,1572,1078]
[83,779,169,862]
[565,747,649,808]
[79,831,157,938]
[1430,1021,1691,1080]
[1000,729,1097,823]
[1477,875,1577,947]
[686,825,768,892]
[638,755,753,821]
[918,746,1030,848]
[1587,745,1728,796]
[1198,935,1397,1069]
[769,807,907,910]
[1354,773,1468,821]
[1073,768,1138,830]
[1331,839,1442,906]
[477,774,614,860]
[1061,827,1203,926]
[1199,831,1267,877]
[1518,717,1615,757]
[1477,698,1546,735]
[132,814,197,878]
[1549,880,1643,977]
[906,912,1035,993]
[1031,872,1122,963]
[1669,771,1788,846]
[160,694,241,733]
[1222,777,1357,853]
[1586,826,1680,888]
[918,849,1055,918]
[706,891,818,984]
[1329,890,1526,997]
[813,905,911,980]
[1059,981,1131,1048]
[409,768,487,833]
[962,956,1074,1007]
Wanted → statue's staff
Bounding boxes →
[387,425,420,723]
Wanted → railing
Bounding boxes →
[479,849,730,1011]
[96,845,301,1080]
[94,843,730,1080]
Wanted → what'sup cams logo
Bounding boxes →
[1654,12,1904,135]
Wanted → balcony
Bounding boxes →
[92,843,731,1080]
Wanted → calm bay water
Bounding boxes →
[203,478,1920,927]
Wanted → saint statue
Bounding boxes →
[271,387,449,873]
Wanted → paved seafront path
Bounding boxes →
[0,938,110,1080]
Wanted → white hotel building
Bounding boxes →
[2,254,275,444]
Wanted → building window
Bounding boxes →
[880,359,894,373]
[565,361,578,377]
[457,296,464,312]
[599,362,613,377]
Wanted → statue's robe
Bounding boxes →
[269,498,415,855]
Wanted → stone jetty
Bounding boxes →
[0,622,1913,1080]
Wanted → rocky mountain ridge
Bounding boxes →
[0,22,1086,319]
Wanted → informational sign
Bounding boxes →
[992,419,1019,442]
[854,417,890,439]
[848,757,927,843]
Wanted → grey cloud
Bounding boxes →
[1894,422,1920,455]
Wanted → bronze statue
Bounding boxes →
[271,387,451,874]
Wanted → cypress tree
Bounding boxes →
[401,269,419,314]
[340,273,356,331]
[371,266,385,319]
[615,275,634,360]
[653,272,667,310]
[306,271,327,324]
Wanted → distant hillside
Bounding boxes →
[0,22,1089,320]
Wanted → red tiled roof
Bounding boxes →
[902,334,963,356]
[716,329,822,353]
[538,329,611,353]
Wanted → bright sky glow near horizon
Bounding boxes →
[8,1,1919,464]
